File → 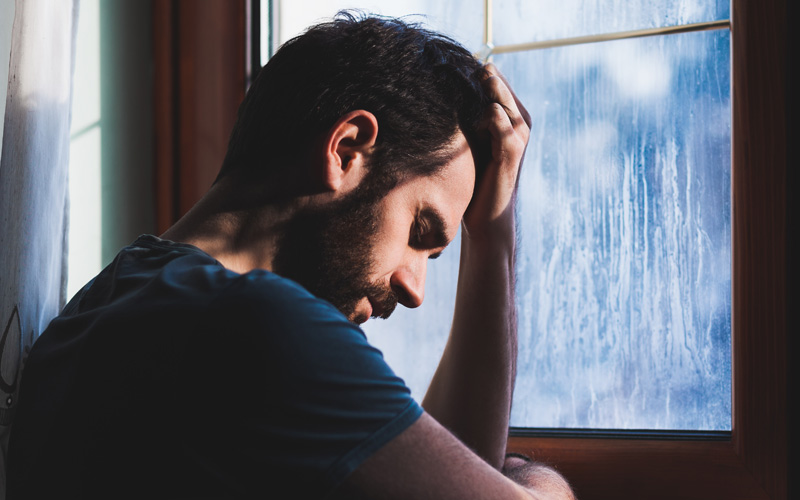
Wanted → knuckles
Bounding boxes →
[481,65,530,166]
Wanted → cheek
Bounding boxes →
[369,216,412,276]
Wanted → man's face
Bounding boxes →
[273,132,476,324]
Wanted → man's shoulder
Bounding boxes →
[211,269,333,316]
[93,235,338,318]
[128,236,356,336]
[50,235,356,351]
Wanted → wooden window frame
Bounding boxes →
[153,0,247,233]
[153,0,788,497]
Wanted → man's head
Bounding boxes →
[214,12,490,323]
[272,131,476,324]
[218,11,489,187]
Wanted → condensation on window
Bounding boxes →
[499,28,731,430]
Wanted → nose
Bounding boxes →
[390,256,427,308]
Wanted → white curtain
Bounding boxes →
[0,0,79,493]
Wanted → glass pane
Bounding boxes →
[492,0,729,46]
[497,28,731,430]
[273,0,484,54]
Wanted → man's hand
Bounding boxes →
[463,63,532,243]
[504,453,577,500]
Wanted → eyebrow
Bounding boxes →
[419,207,450,251]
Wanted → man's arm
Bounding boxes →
[335,413,575,500]
[421,63,531,469]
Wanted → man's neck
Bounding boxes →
[159,155,362,275]
[160,180,289,275]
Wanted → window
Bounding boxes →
[153,0,246,235]
[67,0,155,300]
[67,0,102,298]
[262,0,733,432]
[506,1,787,497]
[248,1,787,496]
[496,6,731,432]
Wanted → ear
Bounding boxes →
[320,110,378,193]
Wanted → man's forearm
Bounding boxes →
[421,227,517,469]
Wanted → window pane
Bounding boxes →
[498,28,731,430]
[273,0,484,53]
[492,0,729,46]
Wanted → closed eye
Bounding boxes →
[410,208,450,256]
[410,218,428,247]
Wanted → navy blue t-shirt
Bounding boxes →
[7,235,422,498]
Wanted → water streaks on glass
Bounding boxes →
[500,28,731,430]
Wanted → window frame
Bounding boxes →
[153,0,247,233]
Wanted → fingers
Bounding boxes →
[485,102,522,161]
[481,65,530,165]
[482,103,524,194]
[483,75,522,129]
[462,62,530,240]
[484,63,532,129]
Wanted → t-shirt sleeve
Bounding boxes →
[203,271,423,496]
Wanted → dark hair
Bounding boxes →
[217,11,488,185]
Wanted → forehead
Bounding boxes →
[391,133,476,240]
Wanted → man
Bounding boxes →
[7,13,574,499]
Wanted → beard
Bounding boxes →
[272,177,399,323]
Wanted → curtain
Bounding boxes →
[0,0,79,493]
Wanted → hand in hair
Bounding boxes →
[462,62,531,243]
